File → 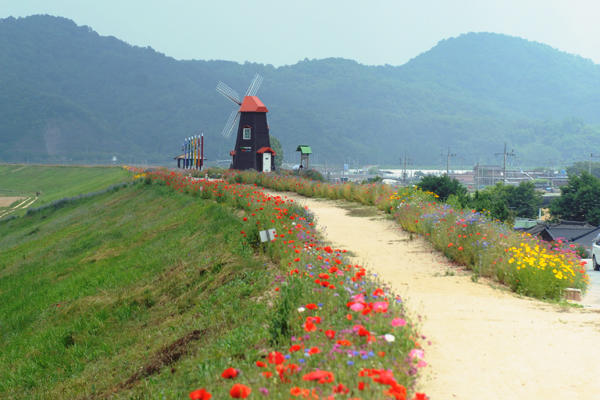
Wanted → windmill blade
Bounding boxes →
[221,110,240,139]
[245,73,263,97]
[216,81,242,105]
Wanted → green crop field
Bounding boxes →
[0,181,273,399]
[0,165,131,212]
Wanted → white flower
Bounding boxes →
[384,334,395,342]
[297,307,305,312]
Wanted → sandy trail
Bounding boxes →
[274,192,600,400]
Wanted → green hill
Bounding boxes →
[1,15,599,166]
[0,179,272,398]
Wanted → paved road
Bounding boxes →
[580,258,600,307]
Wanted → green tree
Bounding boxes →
[566,161,600,179]
[416,174,467,201]
[270,136,284,169]
[486,181,542,219]
[549,172,600,225]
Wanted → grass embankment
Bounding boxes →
[0,165,130,215]
[203,168,589,300]
[1,168,426,399]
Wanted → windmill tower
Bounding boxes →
[216,74,275,172]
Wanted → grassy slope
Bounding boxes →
[0,182,274,399]
[0,165,130,210]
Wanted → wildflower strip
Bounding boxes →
[134,168,428,400]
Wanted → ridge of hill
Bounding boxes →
[1,15,599,166]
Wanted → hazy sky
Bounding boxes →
[2,0,600,66]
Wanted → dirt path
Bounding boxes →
[274,192,600,400]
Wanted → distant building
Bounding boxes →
[522,220,598,247]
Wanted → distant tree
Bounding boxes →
[485,182,542,219]
[566,161,600,179]
[414,171,425,179]
[416,174,467,201]
[549,172,600,225]
[270,136,284,169]
[368,166,379,174]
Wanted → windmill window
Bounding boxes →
[243,127,251,140]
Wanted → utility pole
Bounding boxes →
[441,147,456,175]
[589,153,600,175]
[399,151,413,185]
[495,142,515,184]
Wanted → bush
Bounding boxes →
[416,174,467,201]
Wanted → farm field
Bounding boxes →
[0,165,130,215]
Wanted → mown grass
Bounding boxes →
[0,182,275,399]
[0,164,130,212]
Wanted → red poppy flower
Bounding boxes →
[324,330,335,339]
[221,367,238,379]
[261,371,273,378]
[294,257,300,262]
[256,361,266,368]
[304,321,317,332]
[373,288,385,297]
[385,383,407,400]
[243,217,248,221]
[290,344,302,352]
[328,266,338,273]
[308,347,320,355]
[290,386,302,396]
[323,246,333,253]
[306,303,318,310]
[303,370,335,383]
[358,381,367,391]
[268,351,285,364]
[413,393,428,400]
[358,327,370,337]
[230,383,251,398]
[373,371,397,385]
[189,388,212,400]
[333,383,349,394]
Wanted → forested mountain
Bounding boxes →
[1,15,599,167]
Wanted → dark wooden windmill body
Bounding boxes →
[217,75,275,172]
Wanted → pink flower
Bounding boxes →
[372,301,388,313]
[409,349,425,360]
[350,303,365,312]
[391,317,406,327]
[353,293,365,302]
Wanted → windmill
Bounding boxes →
[216,74,276,172]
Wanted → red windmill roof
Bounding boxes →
[239,96,268,113]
